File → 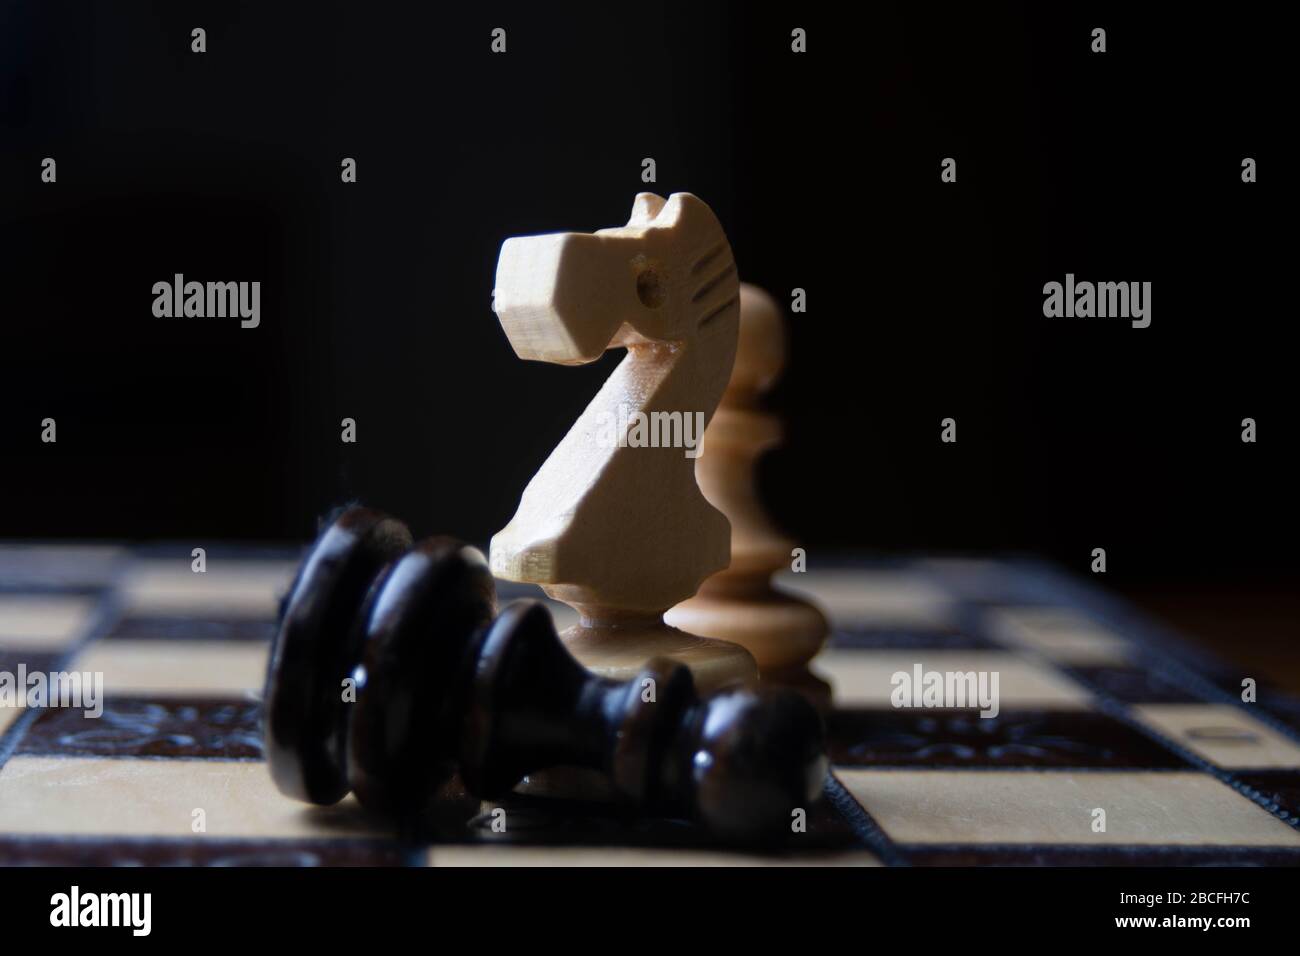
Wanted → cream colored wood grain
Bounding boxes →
[839,769,1300,846]
[0,756,379,838]
[72,640,267,697]
[489,193,755,692]
[1132,704,1300,770]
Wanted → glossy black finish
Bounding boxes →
[460,602,827,840]
[262,507,413,804]
[347,537,495,814]
[264,506,829,841]
[674,685,829,841]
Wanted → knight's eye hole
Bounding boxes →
[633,258,667,309]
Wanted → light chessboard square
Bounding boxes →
[1131,704,1300,770]
[71,640,268,698]
[0,756,378,839]
[426,846,880,867]
[817,649,1093,710]
[0,595,97,651]
[0,545,126,588]
[120,559,296,618]
[777,569,956,630]
[919,558,1025,601]
[839,769,1300,846]
[985,606,1131,664]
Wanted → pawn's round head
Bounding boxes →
[687,687,828,842]
[724,284,788,406]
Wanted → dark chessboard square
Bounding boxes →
[103,616,276,643]
[18,696,263,759]
[0,583,105,598]
[1257,694,1300,736]
[1202,669,1268,700]
[0,547,125,592]
[829,627,998,652]
[0,836,407,867]
[828,709,1191,769]
[1065,665,1204,704]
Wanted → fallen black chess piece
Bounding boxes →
[262,506,828,843]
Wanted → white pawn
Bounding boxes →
[666,284,829,698]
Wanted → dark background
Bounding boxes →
[0,2,1292,607]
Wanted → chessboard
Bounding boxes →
[2,544,1299,867]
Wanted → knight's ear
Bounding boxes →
[649,193,719,239]
[628,193,667,225]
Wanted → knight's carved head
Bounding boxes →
[492,193,737,365]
